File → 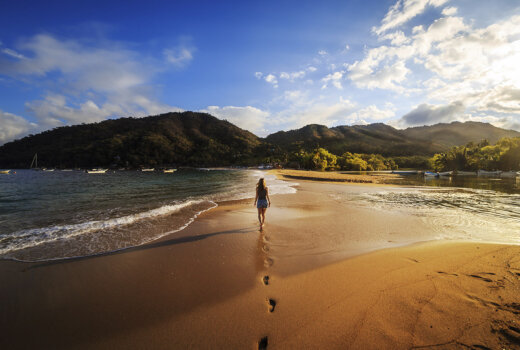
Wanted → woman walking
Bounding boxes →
[254,178,271,230]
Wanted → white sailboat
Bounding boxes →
[30,153,40,171]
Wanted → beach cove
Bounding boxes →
[1,174,520,349]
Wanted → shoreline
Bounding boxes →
[1,180,519,349]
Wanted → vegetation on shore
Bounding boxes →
[431,137,520,171]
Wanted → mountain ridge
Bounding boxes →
[0,112,519,168]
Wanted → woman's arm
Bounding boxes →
[266,188,271,207]
[254,191,258,206]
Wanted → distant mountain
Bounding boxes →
[1,112,519,168]
[265,121,520,156]
[401,121,520,149]
[0,112,262,168]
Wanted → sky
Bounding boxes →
[1,0,520,144]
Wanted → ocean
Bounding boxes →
[0,169,296,261]
[2,169,519,262]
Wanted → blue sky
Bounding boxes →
[1,0,520,144]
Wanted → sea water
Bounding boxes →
[0,169,296,261]
[331,176,520,245]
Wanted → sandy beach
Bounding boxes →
[1,177,520,349]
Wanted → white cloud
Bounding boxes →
[347,105,396,124]
[264,74,278,87]
[318,50,328,56]
[254,71,263,79]
[201,105,269,135]
[321,71,344,90]
[1,48,26,59]
[380,30,410,45]
[279,70,306,81]
[348,60,410,91]
[0,110,37,145]
[307,66,317,72]
[164,47,194,67]
[0,33,183,142]
[373,0,450,35]
[398,101,465,126]
[441,6,457,16]
[271,96,356,131]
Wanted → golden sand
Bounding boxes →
[271,168,400,185]
[1,181,519,349]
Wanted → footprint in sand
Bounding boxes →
[258,336,268,349]
[437,271,459,277]
[267,298,276,313]
[264,257,274,268]
[467,274,493,283]
[263,275,270,285]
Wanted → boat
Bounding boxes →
[391,170,419,175]
[424,171,439,177]
[86,169,108,174]
[438,171,453,176]
[30,153,41,171]
[163,169,177,173]
[141,168,155,172]
[0,170,10,174]
[42,168,55,172]
[477,170,502,176]
[500,171,518,178]
[454,170,477,176]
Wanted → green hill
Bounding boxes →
[265,121,520,156]
[1,112,519,168]
[0,112,262,168]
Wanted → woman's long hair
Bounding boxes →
[256,178,266,193]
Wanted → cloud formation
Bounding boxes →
[201,105,269,135]
[373,0,449,35]
[164,38,195,68]
[0,33,182,139]
[0,110,37,145]
[399,101,465,126]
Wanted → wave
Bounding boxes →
[0,200,217,259]
[0,169,298,261]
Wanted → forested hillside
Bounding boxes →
[0,112,264,168]
[1,111,519,169]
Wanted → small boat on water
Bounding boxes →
[86,169,108,174]
[141,168,155,172]
[163,169,177,173]
[424,171,439,177]
[0,170,10,174]
[500,171,519,178]
[438,171,453,176]
[477,170,502,176]
[42,168,55,172]
[454,170,477,176]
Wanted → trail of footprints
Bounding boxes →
[259,234,275,350]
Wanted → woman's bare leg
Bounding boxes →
[257,208,263,228]
[261,208,267,224]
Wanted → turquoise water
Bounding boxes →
[0,169,296,261]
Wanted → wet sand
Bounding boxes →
[1,181,519,349]
[273,168,401,184]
